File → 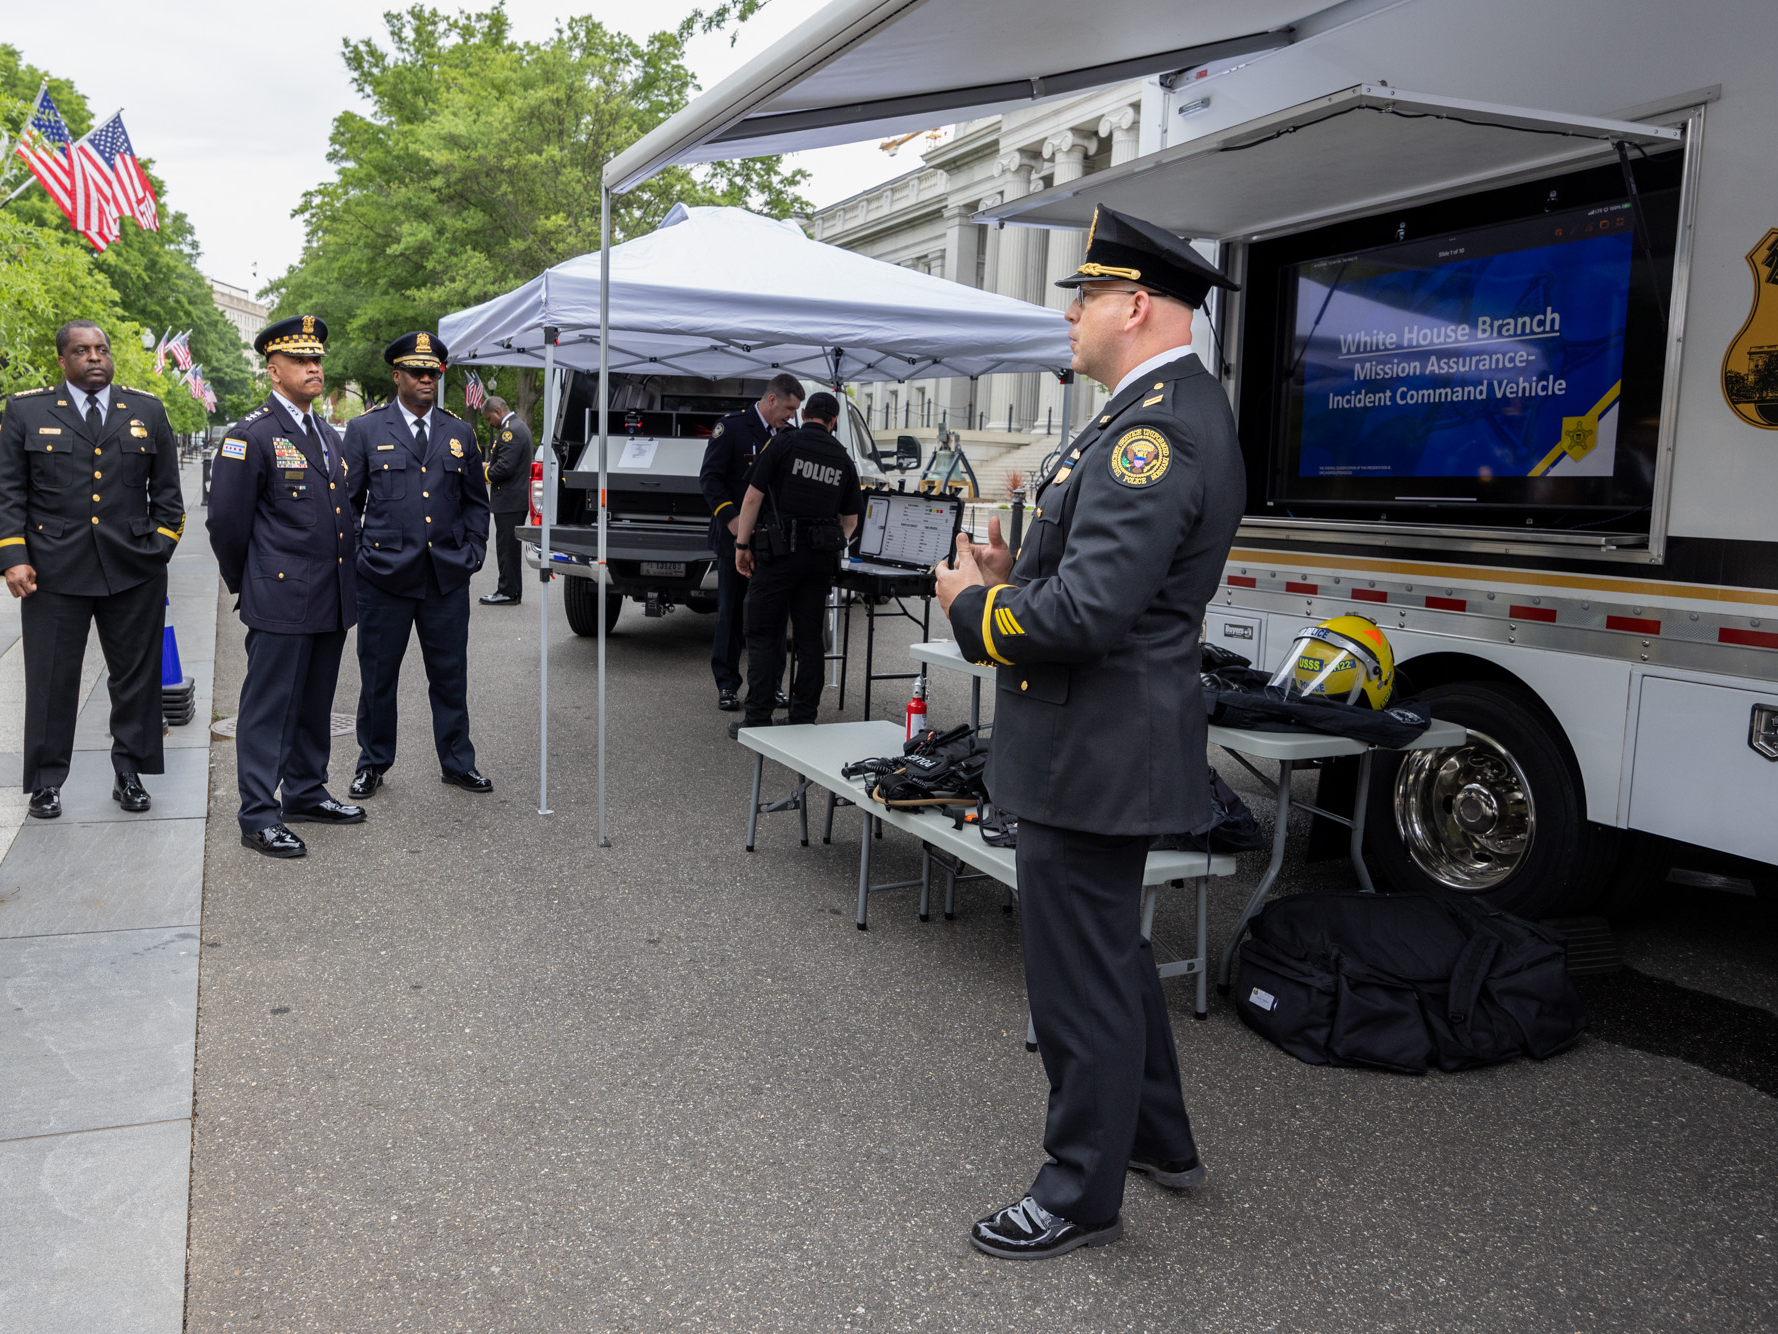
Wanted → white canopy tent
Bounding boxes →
[441,203,1072,383]
[552,0,1353,839]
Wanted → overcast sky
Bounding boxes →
[3,0,908,294]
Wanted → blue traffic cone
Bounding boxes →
[162,596,195,726]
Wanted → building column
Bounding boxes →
[1100,104,1141,166]
[1039,129,1100,435]
[988,149,1043,433]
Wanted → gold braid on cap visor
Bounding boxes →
[263,335,326,355]
[1075,262,1142,281]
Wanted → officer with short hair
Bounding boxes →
[936,205,1246,1259]
[729,390,862,735]
[208,314,363,857]
[0,320,185,819]
[700,371,803,710]
[343,332,492,799]
[478,395,532,606]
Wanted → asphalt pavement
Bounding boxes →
[185,564,1778,1332]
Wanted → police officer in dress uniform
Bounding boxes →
[343,332,492,799]
[0,320,184,819]
[478,395,531,605]
[934,206,1246,1259]
[729,391,862,736]
[699,372,803,710]
[208,315,364,858]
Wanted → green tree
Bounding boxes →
[269,4,810,428]
[0,44,256,424]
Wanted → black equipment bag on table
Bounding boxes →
[1235,890,1587,1074]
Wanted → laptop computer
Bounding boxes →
[847,490,964,578]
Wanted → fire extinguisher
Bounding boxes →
[904,673,928,740]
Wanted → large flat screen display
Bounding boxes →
[1246,155,1680,523]
[1289,206,1633,485]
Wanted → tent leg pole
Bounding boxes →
[538,324,557,817]
[597,184,612,848]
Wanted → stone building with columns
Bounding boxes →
[809,80,1159,442]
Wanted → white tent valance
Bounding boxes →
[440,204,1071,383]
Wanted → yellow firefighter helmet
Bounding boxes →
[1270,614,1396,709]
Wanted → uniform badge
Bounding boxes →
[221,438,248,460]
[501,430,513,441]
[1109,427,1171,487]
[711,423,724,439]
[450,439,464,458]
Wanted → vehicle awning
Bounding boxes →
[977,85,1684,240]
[603,0,1337,193]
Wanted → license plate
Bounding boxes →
[639,561,686,578]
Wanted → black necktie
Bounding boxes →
[414,417,428,454]
[85,398,102,438]
[302,412,328,471]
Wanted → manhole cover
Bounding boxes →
[212,713,356,739]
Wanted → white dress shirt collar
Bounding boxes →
[396,397,433,435]
[1111,345,1197,401]
[271,389,316,434]
[65,381,108,419]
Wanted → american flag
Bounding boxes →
[167,330,193,371]
[69,127,121,251]
[84,114,158,231]
[153,329,170,375]
[464,369,485,410]
[13,85,77,223]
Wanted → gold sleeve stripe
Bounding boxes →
[979,584,1016,665]
[994,606,1026,638]
[157,527,181,542]
[0,536,25,547]
[713,500,734,515]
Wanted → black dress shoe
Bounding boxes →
[441,767,493,793]
[112,772,152,812]
[717,689,741,712]
[348,768,384,799]
[242,824,306,858]
[28,787,60,819]
[479,592,519,605]
[774,690,790,709]
[969,1196,1122,1260]
[283,798,367,824]
[1128,1153,1205,1190]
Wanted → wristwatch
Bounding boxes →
[735,542,751,550]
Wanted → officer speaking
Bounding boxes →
[729,390,861,736]
[935,205,1246,1260]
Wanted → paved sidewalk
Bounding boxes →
[0,461,217,1334]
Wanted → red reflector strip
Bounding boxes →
[1508,605,1557,623]
[1606,615,1660,635]
[1227,575,1256,587]
[1720,627,1778,650]
[1351,588,1387,603]
[1425,596,1466,612]
[1286,581,1318,594]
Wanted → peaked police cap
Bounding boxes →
[1055,204,1239,308]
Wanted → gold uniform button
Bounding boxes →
[93,470,101,479]
[91,516,99,524]
[421,466,427,473]
[94,448,101,455]
[1020,680,1028,691]
[330,482,336,490]
[422,491,429,498]
[425,516,432,523]
[278,572,284,579]
[92,494,101,502]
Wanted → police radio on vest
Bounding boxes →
[791,458,844,486]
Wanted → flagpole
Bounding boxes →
[0,82,49,205]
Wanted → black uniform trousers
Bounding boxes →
[354,576,475,775]
[20,571,166,791]
[491,511,525,601]
[741,549,829,726]
[710,530,748,693]
[1016,818,1199,1227]
[236,627,347,832]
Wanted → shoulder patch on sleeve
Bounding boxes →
[1109,427,1171,488]
[220,438,248,459]
[501,430,513,441]
[711,422,724,439]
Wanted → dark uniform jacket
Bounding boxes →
[343,402,490,598]
[207,397,356,634]
[699,406,772,547]
[948,353,1245,837]
[0,383,185,597]
[486,412,533,514]
[747,424,863,531]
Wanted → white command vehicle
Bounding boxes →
[986,0,1777,916]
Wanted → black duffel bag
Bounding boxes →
[1235,890,1587,1074]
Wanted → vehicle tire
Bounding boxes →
[1365,678,1612,918]
[562,578,621,637]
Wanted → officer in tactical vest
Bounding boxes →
[729,390,862,736]
[0,320,185,819]
[935,205,1246,1260]
[342,332,492,799]
[699,372,802,710]
[208,314,363,857]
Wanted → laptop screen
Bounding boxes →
[856,492,961,569]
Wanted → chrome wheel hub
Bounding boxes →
[1392,727,1535,891]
